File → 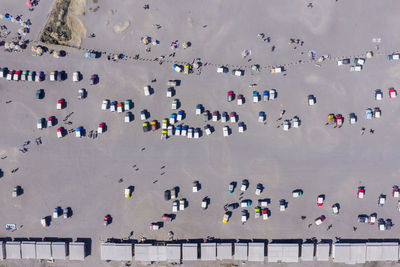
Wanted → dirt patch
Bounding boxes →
[113,20,130,34]
[40,0,86,48]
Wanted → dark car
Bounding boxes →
[164,190,171,201]
[358,214,369,223]
[36,89,44,99]
[90,74,97,85]
[57,70,63,81]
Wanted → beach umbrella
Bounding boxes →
[170,41,178,50]
[141,36,151,45]
[36,46,43,55]
[241,50,251,58]
[26,0,32,7]
[31,45,37,52]
[4,14,11,21]
[4,43,10,50]
[0,14,4,20]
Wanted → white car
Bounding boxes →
[279,200,286,211]
[354,58,365,65]
[337,58,350,66]
[57,128,63,138]
[117,103,123,113]
[217,66,227,73]
[125,112,131,123]
[204,125,212,136]
[308,95,316,106]
[293,117,300,128]
[6,72,12,81]
[167,125,174,136]
[223,126,229,137]
[181,126,188,136]
[332,204,339,215]
[172,201,179,212]
[271,67,283,73]
[201,198,208,209]
[315,216,325,225]
[283,120,290,131]
[233,70,243,76]
[241,210,248,222]
[144,86,150,96]
[50,71,56,81]
[378,220,385,231]
[270,89,276,100]
[350,65,362,72]
[72,71,80,82]
[179,199,185,210]
[187,128,194,138]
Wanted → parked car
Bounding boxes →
[175,125,181,136]
[36,89,44,99]
[293,116,300,128]
[47,116,55,127]
[172,201,179,212]
[50,71,57,81]
[177,110,184,121]
[53,207,59,218]
[142,122,150,132]
[241,210,248,222]
[78,88,86,99]
[227,91,234,102]
[337,58,350,65]
[124,112,132,123]
[12,186,20,197]
[187,128,194,138]
[228,182,235,194]
[238,122,245,133]
[108,101,117,113]
[375,89,383,100]
[237,94,243,105]
[349,113,357,124]
[254,207,261,218]
[89,74,97,85]
[241,179,249,191]
[232,69,244,76]
[263,91,269,102]
[262,209,269,220]
[389,88,397,98]
[354,58,365,65]
[201,197,208,209]
[221,112,228,123]
[230,112,237,123]
[393,186,400,198]
[258,111,265,122]
[37,118,45,129]
[222,212,230,223]
[280,200,286,211]
[373,107,381,118]
[73,71,80,82]
[317,195,324,206]
[196,104,203,115]
[315,215,325,225]
[117,102,123,113]
[57,99,64,110]
[252,91,259,103]
[292,189,303,198]
[151,120,157,131]
[378,194,386,207]
[332,204,339,215]
[223,126,229,137]
[57,127,64,138]
[181,125,188,136]
[336,114,343,127]
[140,110,147,120]
[357,187,365,198]
[13,70,20,81]
[378,219,385,231]
[369,213,377,225]
[270,89,277,100]
[365,108,373,119]
[204,125,212,136]
[76,127,82,137]
[283,120,290,131]
[255,184,263,195]
[164,190,171,201]
[212,111,219,121]
[168,125,174,136]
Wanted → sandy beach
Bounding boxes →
[1,0,400,266]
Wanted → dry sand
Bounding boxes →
[1,0,400,266]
